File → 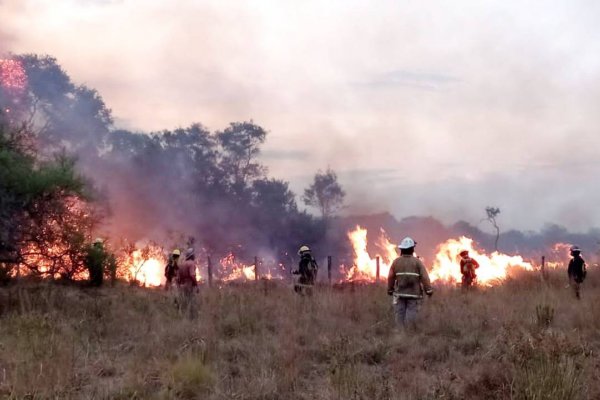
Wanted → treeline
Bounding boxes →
[0,54,343,279]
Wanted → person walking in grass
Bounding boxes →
[177,248,198,318]
[293,245,318,295]
[387,237,433,327]
[568,245,586,299]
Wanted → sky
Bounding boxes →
[1,0,600,232]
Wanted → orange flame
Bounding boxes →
[430,236,533,285]
[344,227,534,286]
[220,253,256,282]
[118,245,166,287]
[343,226,397,281]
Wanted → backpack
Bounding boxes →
[305,258,318,282]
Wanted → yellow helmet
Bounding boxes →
[298,245,310,255]
[172,249,181,256]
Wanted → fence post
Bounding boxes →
[376,256,380,281]
[207,256,213,287]
[541,255,546,281]
[254,256,259,281]
[327,256,332,284]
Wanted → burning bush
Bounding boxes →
[0,123,97,282]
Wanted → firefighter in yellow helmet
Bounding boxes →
[164,249,181,291]
[387,237,433,327]
[293,245,318,295]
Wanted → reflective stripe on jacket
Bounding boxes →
[387,255,432,299]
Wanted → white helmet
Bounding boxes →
[398,237,416,249]
[298,245,310,255]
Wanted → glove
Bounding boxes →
[426,290,433,297]
[387,290,393,296]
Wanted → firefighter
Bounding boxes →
[387,237,433,327]
[459,250,480,289]
[176,248,198,318]
[293,245,318,295]
[164,249,180,290]
[568,246,586,299]
[85,238,109,287]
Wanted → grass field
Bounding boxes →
[0,270,598,399]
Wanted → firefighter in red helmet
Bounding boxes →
[459,250,479,289]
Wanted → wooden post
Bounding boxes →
[254,256,259,281]
[376,256,380,281]
[541,255,546,281]
[207,256,213,287]
[327,256,332,284]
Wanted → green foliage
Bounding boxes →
[0,124,93,280]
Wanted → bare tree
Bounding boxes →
[303,168,345,221]
[483,207,501,251]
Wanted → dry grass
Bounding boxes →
[0,270,598,399]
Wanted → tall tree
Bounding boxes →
[303,168,345,220]
[216,121,267,194]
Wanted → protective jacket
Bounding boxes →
[164,256,179,280]
[387,255,433,299]
[460,257,479,286]
[568,255,586,283]
[296,253,318,285]
[177,259,197,288]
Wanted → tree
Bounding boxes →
[0,124,95,281]
[483,206,501,251]
[216,121,267,194]
[303,168,345,220]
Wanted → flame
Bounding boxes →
[19,241,87,280]
[343,226,397,281]
[117,244,167,287]
[430,236,533,285]
[343,227,534,286]
[220,253,256,282]
[541,242,573,269]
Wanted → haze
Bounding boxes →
[2,0,600,232]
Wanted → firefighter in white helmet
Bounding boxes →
[293,245,318,295]
[387,237,433,327]
[567,246,586,299]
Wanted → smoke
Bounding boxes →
[4,0,600,233]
